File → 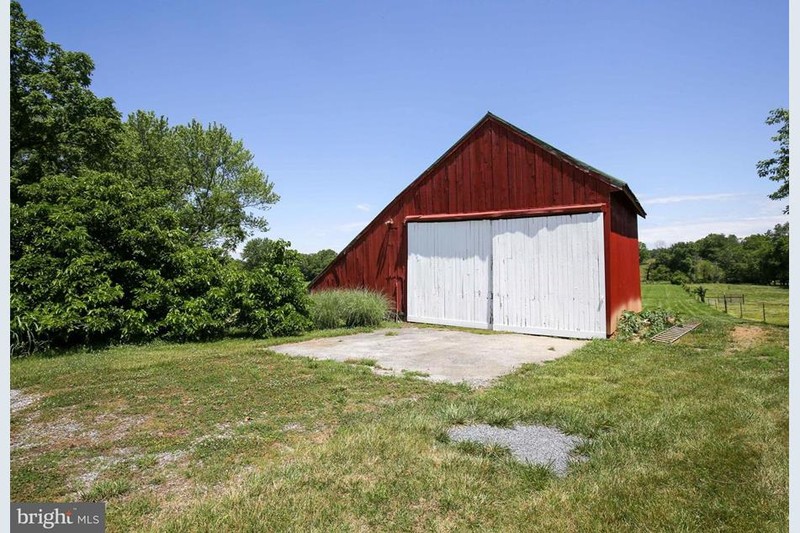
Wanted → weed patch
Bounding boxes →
[616,308,679,340]
[80,479,132,502]
[402,369,430,378]
[344,358,377,367]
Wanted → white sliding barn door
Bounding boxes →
[407,220,492,329]
[491,213,606,339]
[406,213,606,338]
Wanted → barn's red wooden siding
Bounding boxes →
[608,192,643,332]
[311,114,645,335]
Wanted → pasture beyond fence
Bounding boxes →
[704,294,788,326]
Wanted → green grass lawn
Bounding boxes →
[11,286,788,531]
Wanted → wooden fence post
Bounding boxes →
[739,301,743,318]
[763,303,766,323]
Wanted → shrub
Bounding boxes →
[309,289,390,329]
[693,285,707,303]
[649,264,673,282]
[616,308,679,341]
[225,242,312,337]
[670,272,691,285]
[10,173,312,354]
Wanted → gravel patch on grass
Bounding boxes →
[448,424,587,476]
[10,389,41,413]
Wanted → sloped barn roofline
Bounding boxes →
[310,112,645,288]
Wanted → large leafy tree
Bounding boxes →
[241,237,297,270]
[242,238,338,282]
[694,233,740,278]
[10,0,121,199]
[762,223,789,286]
[117,113,280,250]
[116,110,179,192]
[11,171,193,348]
[756,108,789,214]
[173,120,279,250]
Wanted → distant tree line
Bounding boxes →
[640,224,788,286]
[10,2,311,354]
[241,239,337,282]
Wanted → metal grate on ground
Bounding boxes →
[651,321,701,344]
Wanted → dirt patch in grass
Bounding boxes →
[76,447,141,488]
[10,389,41,413]
[730,325,769,351]
[282,422,306,432]
[12,406,149,454]
[11,397,155,499]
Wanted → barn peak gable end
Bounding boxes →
[310,112,644,336]
[482,113,646,218]
[311,112,644,288]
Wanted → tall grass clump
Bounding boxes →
[310,289,390,329]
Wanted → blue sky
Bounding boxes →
[21,0,788,252]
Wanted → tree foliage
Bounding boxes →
[11,171,310,353]
[13,171,194,347]
[757,108,789,214]
[241,237,296,270]
[242,238,337,282]
[10,0,121,199]
[116,110,178,192]
[117,112,280,250]
[10,3,308,355]
[172,120,279,250]
[642,224,789,286]
[298,249,338,282]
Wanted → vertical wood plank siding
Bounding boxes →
[608,192,643,332]
[408,214,606,338]
[407,221,492,329]
[311,115,643,335]
[491,213,606,339]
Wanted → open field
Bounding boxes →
[644,282,789,326]
[698,283,788,326]
[11,286,788,531]
[640,283,731,320]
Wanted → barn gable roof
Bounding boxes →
[483,113,646,217]
[310,113,645,287]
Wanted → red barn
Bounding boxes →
[311,113,645,338]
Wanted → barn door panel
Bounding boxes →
[407,220,492,329]
[491,213,606,339]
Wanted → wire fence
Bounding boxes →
[704,294,789,326]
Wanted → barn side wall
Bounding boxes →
[607,192,643,332]
[311,120,619,325]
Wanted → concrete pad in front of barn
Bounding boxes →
[268,327,588,387]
